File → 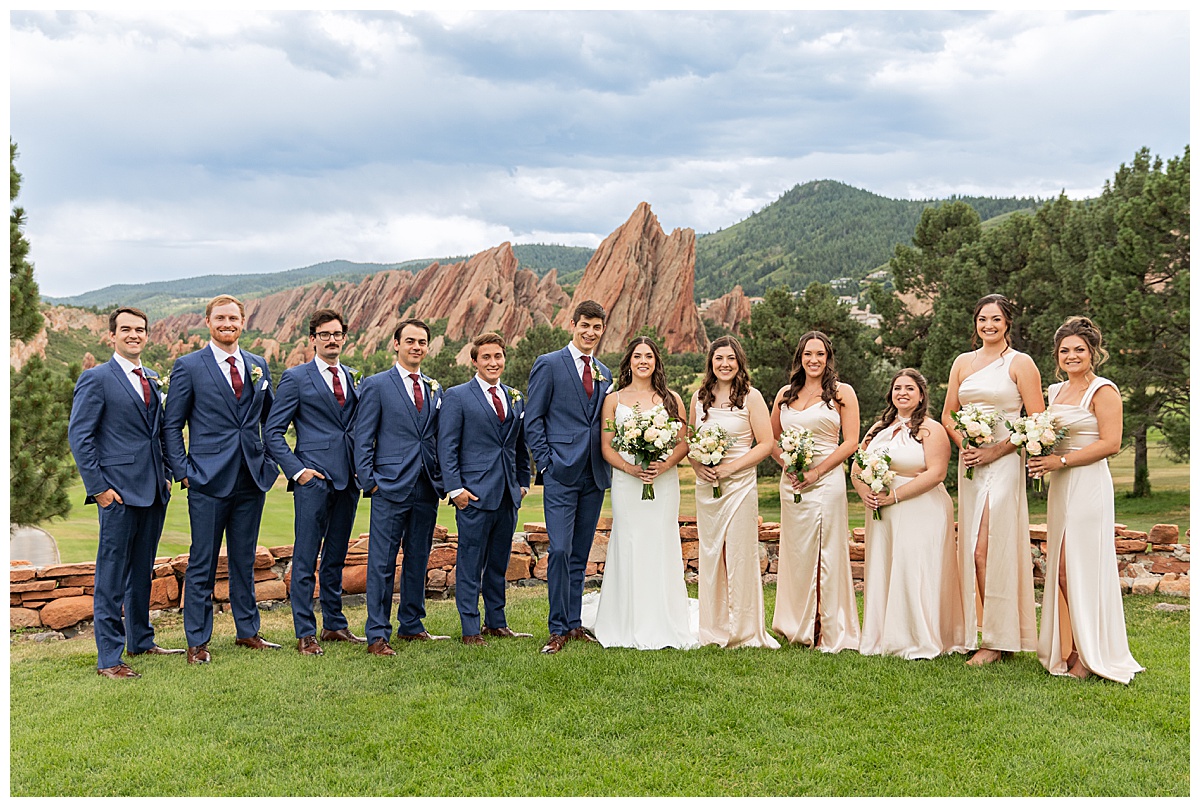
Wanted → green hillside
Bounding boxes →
[694,180,1039,299]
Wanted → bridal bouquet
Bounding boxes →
[1008,411,1068,492]
[778,425,816,503]
[853,448,896,521]
[688,422,734,498]
[951,403,1003,480]
[607,403,683,500]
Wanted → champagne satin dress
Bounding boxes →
[957,350,1037,653]
[694,401,780,649]
[771,400,860,652]
[860,420,968,658]
[1037,378,1142,683]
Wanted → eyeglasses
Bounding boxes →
[314,331,346,342]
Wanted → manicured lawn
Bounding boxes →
[8,588,1188,796]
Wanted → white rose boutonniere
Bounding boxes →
[427,377,440,394]
[348,368,362,388]
[509,388,524,404]
[593,369,609,385]
[250,364,264,385]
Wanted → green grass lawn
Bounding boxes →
[45,442,1188,563]
[8,587,1188,796]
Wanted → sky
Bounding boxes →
[8,8,1191,298]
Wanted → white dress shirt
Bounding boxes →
[395,363,426,406]
[315,356,348,397]
[566,341,596,381]
[475,374,507,419]
[112,352,148,400]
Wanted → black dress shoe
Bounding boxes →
[320,628,366,644]
[482,626,533,638]
[235,634,282,650]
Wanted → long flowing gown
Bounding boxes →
[860,421,968,658]
[581,401,700,649]
[1037,378,1142,683]
[694,401,780,649]
[771,400,860,651]
[956,350,1038,652]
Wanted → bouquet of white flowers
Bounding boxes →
[951,403,1003,480]
[688,422,735,498]
[778,426,817,503]
[1008,411,1068,492]
[853,448,896,521]
[607,403,683,500]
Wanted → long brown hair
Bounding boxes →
[1052,316,1109,381]
[781,331,842,409]
[864,368,929,444]
[617,336,681,420]
[697,336,751,421]
[971,293,1015,349]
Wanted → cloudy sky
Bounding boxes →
[9,9,1190,298]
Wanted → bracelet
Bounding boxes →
[1060,454,1068,467]
[895,487,902,503]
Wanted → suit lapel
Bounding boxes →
[500,385,519,441]
[590,360,610,422]
[469,380,504,439]
[388,367,422,432]
[107,358,154,429]
[201,348,241,420]
[558,347,592,416]
[306,361,344,422]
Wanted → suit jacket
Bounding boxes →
[438,380,530,512]
[68,357,171,508]
[523,346,612,489]
[162,346,279,497]
[264,360,358,491]
[351,366,443,501]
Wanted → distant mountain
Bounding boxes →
[693,180,1040,299]
[44,245,596,321]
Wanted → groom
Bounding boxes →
[524,300,612,655]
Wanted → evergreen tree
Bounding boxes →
[10,141,42,342]
[504,323,573,393]
[10,357,79,525]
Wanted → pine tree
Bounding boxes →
[10,141,43,342]
[10,356,79,525]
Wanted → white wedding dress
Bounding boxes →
[581,399,700,649]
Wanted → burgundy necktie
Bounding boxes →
[328,365,345,407]
[227,356,243,400]
[581,355,594,398]
[410,373,423,412]
[489,385,505,423]
[132,367,151,407]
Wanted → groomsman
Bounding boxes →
[68,307,183,678]
[524,300,612,654]
[353,319,447,656]
[438,332,533,646]
[264,309,364,655]
[164,294,281,663]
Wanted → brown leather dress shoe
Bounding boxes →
[187,644,211,664]
[461,634,488,646]
[367,638,396,656]
[541,634,569,655]
[566,627,599,644]
[127,645,186,656]
[97,663,141,679]
[482,626,533,638]
[396,631,451,641]
[320,628,366,644]
[297,636,324,656]
[235,634,282,650]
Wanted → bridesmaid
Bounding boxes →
[769,331,860,652]
[855,369,968,659]
[1028,317,1142,683]
[941,293,1044,666]
[689,336,779,649]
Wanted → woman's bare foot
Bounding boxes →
[1067,657,1091,680]
[966,648,1004,666]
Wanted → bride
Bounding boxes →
[581,336,699,649]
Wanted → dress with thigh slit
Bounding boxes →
[1036,377,1142,683]
[956,350,1037,652]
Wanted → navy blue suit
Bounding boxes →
[352,366,444,641]
[438,379,531,636]
[523,347,612,636]
[68,357,172,668]
[264,360,361,639]
[163,346,279,647]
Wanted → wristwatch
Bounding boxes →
[1059,454,1068,466]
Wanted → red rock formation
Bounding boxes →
[555,203,708,354]
[701,285,753,335]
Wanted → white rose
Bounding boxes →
[980,423,992,437]
[966,422,982,437]
[1040,429,1056,444]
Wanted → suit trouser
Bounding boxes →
[290,478,360,638]
[543,473,605,636]
[182,463,266,646]
[93,495,167,667]
[454,500,518,636]
[365,479,439,641]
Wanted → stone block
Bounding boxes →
[269,545,295,559]
[678,513,697,524]
[1158,577,1190,598]
[254,568,278,582]
[681,541,699,561]
[588,532,610,564]
[686,559,699,570]
[153,563,174,578]
[427,544,458,569]
[524,522,547,534]
[849,542,865,562]
[254,547,275,569]
[433,524,449,541]
[758,529,780,542]
[10,568,35,583]
[10,560,32,567]
[511,538,533,556]
[10,580,56,593]
[761,522,781,531]
[1149,524,1181,546]
[426,569,447,588]
[1150,558,1189,575]
[255,579,287,602]
[850,561,864,581]
[762,573,777,585]
[1114,539,1148,553]
[852,527,866,542]
[767,559,778,574]
[11,594,22,606]
[10,607,42,628]
[149,575,180,609]
[36,562,96,578]
[447,567,455,587]
[759,543,769,574]
[58,574,95,587]
[1119,577,1133,593]
[171,555,190,574]
[39,596,94,630]
[1117,528,1149,541]
[596,517,613,530]
[344,553,369,566]
[1131,577,1159,595]
[679,525,699,540]
[341,565,368,595]
[27,586,85,600]
[506,554,533,582]
[533,555,548,581]
[585,562,600,576]
[1029,524,1047,542]
[213,580,231,601]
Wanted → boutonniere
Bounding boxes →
[250,364,264,385]
[154,369,171,396]
[593,370,609,385]
[348,368,362,388]
[426,377,441,394]
[508,388,524,404]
